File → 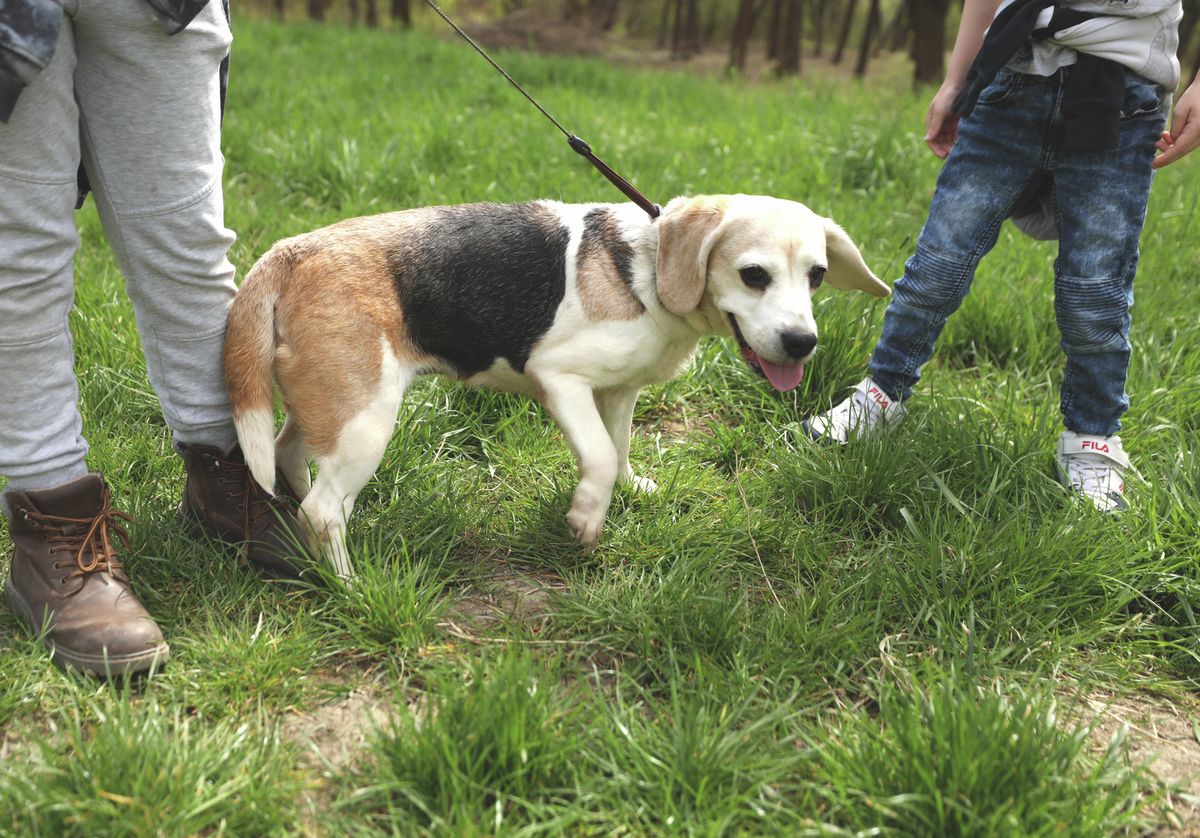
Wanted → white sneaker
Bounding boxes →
[803,377,907,444]
[1055,431,1132,513]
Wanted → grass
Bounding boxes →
[0,18,1198,836]
[806,671,1155,837]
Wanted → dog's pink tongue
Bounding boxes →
[759,358,805,392]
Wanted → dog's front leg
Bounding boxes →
[595,386,656,493]
[536,374,618,549]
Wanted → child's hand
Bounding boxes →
[924,86,961,159]
[1154,77,1200,169]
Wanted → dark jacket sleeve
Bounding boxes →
[0,0,64,123]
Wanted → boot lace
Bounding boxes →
[24,485,133,583]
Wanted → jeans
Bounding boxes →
[869,66,1165,436]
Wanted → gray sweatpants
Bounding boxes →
[0,0,238,498]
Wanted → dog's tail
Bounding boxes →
[224,245,292,495]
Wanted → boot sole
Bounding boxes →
[4,578,169,677]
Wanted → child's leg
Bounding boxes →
[1050,73,1164,437]
[869,70,1055,402]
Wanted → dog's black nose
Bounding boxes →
[781,330,817,360]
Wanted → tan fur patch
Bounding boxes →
[225,245,299,419]
[655,196,729,316]
[267,213,435,456]
[576,209,643,322]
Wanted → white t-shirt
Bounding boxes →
[996,0,1182,89]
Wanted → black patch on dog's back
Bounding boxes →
[388,203,570,377]
[579,207,637,292]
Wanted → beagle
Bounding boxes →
[223,195,889,579]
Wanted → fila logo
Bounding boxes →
[867,386,890,409]
[1080,441,1110,454]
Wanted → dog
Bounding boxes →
[223,195,890,579]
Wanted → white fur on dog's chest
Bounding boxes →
[467,316,699,395]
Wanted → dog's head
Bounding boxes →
[655,194,889,392]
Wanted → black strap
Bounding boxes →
[952,0,1055,119]
[950,0,1125,152]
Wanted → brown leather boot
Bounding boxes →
[3,475,169,676]
[177,443,314,579]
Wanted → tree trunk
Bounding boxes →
[562,0,584,21]
[273,0,285,20]
[306,0,328,22]
[729,0,757,73]
[365,0,378,27]
[658,0,672,48]
[1190,33,1200,84]
[684,0,701,57]
[832,0,858,65]
[593,0,621,31]
[908,0,951,85]
[348,0,360,26]
[671,0,686,58]
[1178,0,1200,64]
[391,0,410,27]
[767,0,784,61]
[778,0,804,76]
[854,0,881,77]
[881,0,908,54]
[812,0,828,56]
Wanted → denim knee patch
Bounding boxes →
[893,244,972,314]
[1054,273,1132,354]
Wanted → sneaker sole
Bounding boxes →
[4,578,169,677]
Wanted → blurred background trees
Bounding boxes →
[249,0,1200,91]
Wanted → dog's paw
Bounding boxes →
[627,474,658,493]
[566,508,603,549]
[566,494,606,549]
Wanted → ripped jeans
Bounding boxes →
[869,66,1165,436]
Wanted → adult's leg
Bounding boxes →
[0,21,88,500]
[73,0,238,451]
[1,14,169,676]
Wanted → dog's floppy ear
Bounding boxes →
[822,218,890,297]
[655,196,728,315]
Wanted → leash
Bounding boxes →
[421,0,661,220]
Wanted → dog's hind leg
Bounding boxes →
[535,373,618,549]
[300,351,410,581]
[275,415,312,500]
[595,386,656,493]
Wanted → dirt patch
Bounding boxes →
[0,725,36,763]
[1082,692,1200,833]
[466,8,607,56]
[283,681,397,833]
[281,683,391,775]
[444,562,567,630]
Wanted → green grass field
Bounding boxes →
[2,19,1199,836]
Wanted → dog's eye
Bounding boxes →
[739,265,771,290]
[809,265,827,290]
